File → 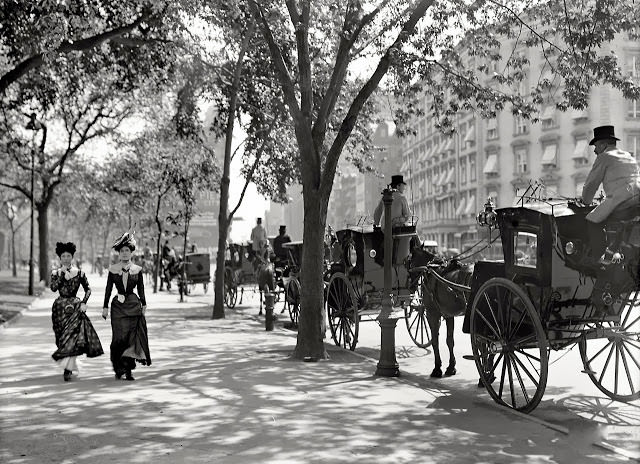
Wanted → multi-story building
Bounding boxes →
[401,31,640,252]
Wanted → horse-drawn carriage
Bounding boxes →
[324,218,432,351]
[175,253,211,297]
[420,195,640,413]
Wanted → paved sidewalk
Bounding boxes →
[0,269,45,326]
[0,279,628,464]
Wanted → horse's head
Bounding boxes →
[409,245,441,268]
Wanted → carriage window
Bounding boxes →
[513,231,537,268]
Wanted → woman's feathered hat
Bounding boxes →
[112,226,137,252]
[55,242,76,257]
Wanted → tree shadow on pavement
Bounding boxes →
[0,301,629,464]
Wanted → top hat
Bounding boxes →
[279,225,287,231]
[391,174,406,187]
[589,125,620,145]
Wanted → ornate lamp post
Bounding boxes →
[25,113,40,296]
[375,186,400,377]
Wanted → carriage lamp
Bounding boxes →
[565,242,575,255]
[346,244,358,267]
[476,198,497,228]
[369,250,377,258]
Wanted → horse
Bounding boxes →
[410,246,474,378]
[253,243,276,315]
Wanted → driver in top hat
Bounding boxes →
[581,125,640,259]
[373,174,411,229]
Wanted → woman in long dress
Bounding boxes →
[102,232,151,381]
[50,242,103,381]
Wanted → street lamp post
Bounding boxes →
[25,113,40,296]
[375,187,400,377]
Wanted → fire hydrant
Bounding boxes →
[265,292,275,331]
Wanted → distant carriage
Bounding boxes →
[176,253,211,297]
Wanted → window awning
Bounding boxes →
[572,139,589,159]
[541,144,557,165]
[420,145,431,163]
[434,170,446,186]
[541,106,555,121]
[464,124,475,144]
[487,118,497,130]
[571,108,588,120]
[454,197,467,216]
[483,154,498,174]
[443,167,455,185]
[443,137,454,153]
[464,195,476,215]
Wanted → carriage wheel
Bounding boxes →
[404,275,432,348]
[284,278,301,325]
[327,273,359,351]
[579,291,640,402]
[224,268,237,309]
[470,277,548,414]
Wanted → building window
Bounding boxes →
[464,122,476,149]
[541,106,556,129]
[515,115,527,135]
[541,143,558,168]
[469,155,477,181]
[487,118,498,140]
[572,138,589,163]
[629,100,640,119]
[571,107,588,121]
[627,55,640,78]
[483,152,499,176]
[460,157,467,184]
[515,147,528,174]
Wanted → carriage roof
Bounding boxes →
[282,240,303,249]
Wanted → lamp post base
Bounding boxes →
[375,317,400,377]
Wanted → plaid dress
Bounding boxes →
[50,270,104,361]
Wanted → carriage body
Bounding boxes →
[465,200,640,413]
[280,241,304,325]
[324,223,421,350]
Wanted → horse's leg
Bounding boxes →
[239,286,244,304]
[259,290,263,315]
[426,310,443,378]
[444,317,456,376]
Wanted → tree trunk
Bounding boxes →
[153,195,163,294]
[180,217,189,303]
[293,187,330,360]
[212,214,228,319]
[37,203,49,285]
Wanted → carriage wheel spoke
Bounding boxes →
[510,333,537,349]
[498,354,507,398]
[506,355,517,408]
[623,339,640,352]
[491,352,504,373]
[509,307,528,341]
[619,342,635,393]
[614,344,620,395]
[511,354,531,403]
[598,342,616,385]
[622,314,640,331]
[621,343,640,372]
[484,293,502,337]
[512,351,540,388]
[587,340,614,366]
[476,309,501,340]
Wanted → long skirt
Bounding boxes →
[110,294,151,375]
[51,297,104,363]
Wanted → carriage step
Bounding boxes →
[581,368,597,375]
[462,354,475,361]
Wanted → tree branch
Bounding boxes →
[0,13,149,93]
[0,181,31,199]
[321,0,434,197]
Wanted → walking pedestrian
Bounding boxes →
[102,231,151,381]
[50,242,103,381]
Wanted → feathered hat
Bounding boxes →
[55,242,76,257]
[112,226,137,252]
